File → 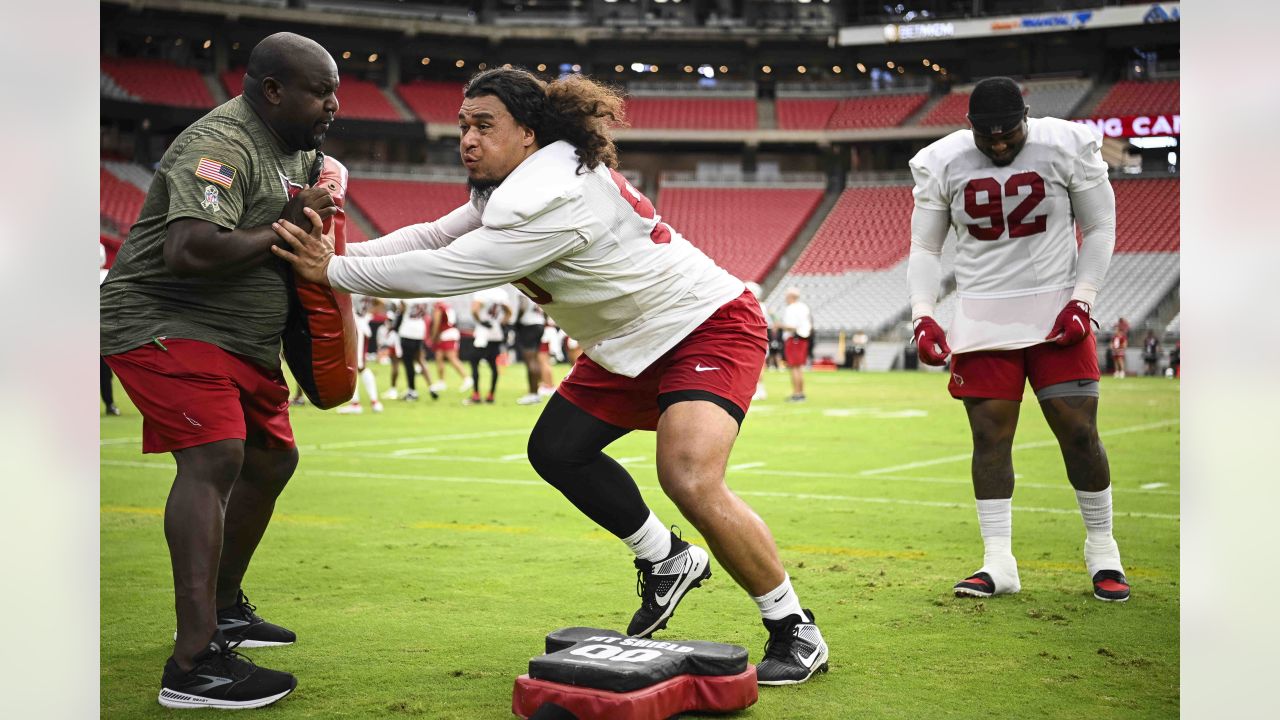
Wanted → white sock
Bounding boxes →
[1077,487,1124,575]
[361,367,378,403]
[753,574,807,622]
[975,498,1020,592]
[622,512,672,563]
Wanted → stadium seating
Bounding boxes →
[775,99,839,130]
[625,98,757,130]
[917,92,971,126]
[100,57,215,108]
[102,160,153,193]
[825,94,928,129]
[396,80,467,124]
[100,167,147,234]
[655,186,823,283]
[790,186,914,273]
[1024,78,1092,119]
[1113,177,1179,252]
[345,178,470,235]
[1093,80,1179,116]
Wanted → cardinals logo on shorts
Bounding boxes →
[951,373,965,387]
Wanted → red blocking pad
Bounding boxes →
[512,628,757,719]
[512,669,758,720]
[281,154,358,409]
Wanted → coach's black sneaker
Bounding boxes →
[627,534,711,638]
[217,590,296,648]
[756,610,829,685]
[1092,569,1131,602]
[158,632,297,709]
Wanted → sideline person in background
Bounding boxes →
[777,287,812,402]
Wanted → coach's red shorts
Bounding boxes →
[103,339,295,454]
[557,290,767,431]
[784,337,810,367]
[948,335,1099,401]
[435,339,458,352]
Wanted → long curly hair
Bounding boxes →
[464,68,626,172]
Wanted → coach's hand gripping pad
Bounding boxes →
[281,153,357,410]
[512,627,757,720]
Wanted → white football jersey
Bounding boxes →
[331,140,744,377]
[397,298,433,340]
[350,293,373,337]
[780,301,812,340]
[909,117,1109,352]
[471,287,512,343]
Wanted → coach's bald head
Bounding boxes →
[242,32,339,152]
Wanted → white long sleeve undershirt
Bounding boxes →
[1067,177,1117,308]
[907,205,951,321]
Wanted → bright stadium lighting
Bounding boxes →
[698,64,714,78]
[368,53,378,62]
[1168,151,1178,165]
[503,63,512,69]
[856,62,866,72]
[797,65,807,74]
[649,64,659,72]
[1131,136,1178,148]
[615,64,625,72]
[887,61,895,69]
[922,58,930,66]
[478,62,487,70]
[537,63,547,71]
[683,65,693,73]
[203,40,211,49]
[719,65,728,74]
[455,59,465,68]
[421,57,430,65]
[832,65,842,73]
[342,51,351,59]
[762,65,772,74]
[932,63,939,71]
[631,62,646,72]
[572,64,582,72]
[897,66,905,73]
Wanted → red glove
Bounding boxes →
[1046,300,1093,346]
[914,317,951,366]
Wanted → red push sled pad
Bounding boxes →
[512,627,757,720]
[282,153,357,409]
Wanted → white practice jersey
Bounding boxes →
[909,117,1110,352]
[515,293,547,327]
[780,301,812,340]
[330,140,745,377]
[351,294,374,337]
[472,287,512,344]
[397,298,433,340]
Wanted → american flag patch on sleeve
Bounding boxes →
[194,157,237,188]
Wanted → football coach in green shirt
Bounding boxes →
[101,32,339,709]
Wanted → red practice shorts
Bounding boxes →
[104,339,295,454]
[783,337,810,368]
[435,339,458,352]
[948,335,1099,402]
[557,290,767,431]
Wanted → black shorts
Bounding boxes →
[515,324,544,353]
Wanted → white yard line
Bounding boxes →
[101,460,1178,520]
[300,428,530,450]
[857,419,1180,476]
[728,462,767,471]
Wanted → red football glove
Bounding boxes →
[1046,300,1093,346]
[914,316,951,366]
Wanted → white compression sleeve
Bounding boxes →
[907,206,951,321]
[1068,180,1116,308]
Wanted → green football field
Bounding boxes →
[100,365,1180,719]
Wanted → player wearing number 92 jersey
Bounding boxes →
[273,68,828,685]
[908,114,1114,354]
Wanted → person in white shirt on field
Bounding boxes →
[336,294,385,414]
[777,287,813,402]
[467,286,513,404]
[907,77,1129,603]
[270,67,828,685]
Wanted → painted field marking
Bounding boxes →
[822,408,928,419]
[100,437,141,446]
[728,462,767,471]
[1140,482,1169,490]
[390,448,439,457]
[101,460,1178,520]
[499,453,528,461]
[615,456,647,464]
[302,428,529,450]
[857,419,1179,476]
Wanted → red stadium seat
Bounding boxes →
[791,186,914,273]
[1112,177,1179,252]
[397,80,467,124]
[775,99,839,130]
[100,167,147,234]
[345,178,471,236]
[655,186,823,282]
[625,98,757,130]
[101,57,215,108]
[826,94,928,129]
[1093,80,1179,116]
[918,92,971,127]
[223,68,402,122]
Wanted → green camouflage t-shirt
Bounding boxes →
[100,96,317,369]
